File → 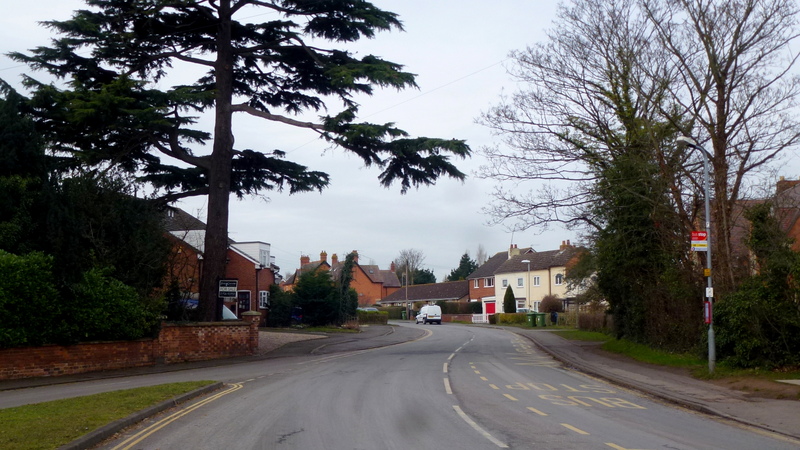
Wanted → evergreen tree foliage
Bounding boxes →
[413,268,437,285]
[503,286,516,313]
[0,85,170,345]
[12,0,471,320]
[446,253,478,281]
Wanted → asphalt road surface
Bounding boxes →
[75,324,800,449]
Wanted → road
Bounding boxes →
[73,323,797,450]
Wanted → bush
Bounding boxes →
[578,312,613,333]
[503,286,516,313]
[357,310,388,324]
[63,268,162,342]
[0,251,60,347]
[264,285,292,327]
[377,306,404,320]
[716,279,800,369]
[539,295,564,313]
[497,313,528,325]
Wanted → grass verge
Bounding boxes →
[0,380,216,450]
[550,329,800,398]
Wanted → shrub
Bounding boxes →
[62,268,162,342]
[357,310,388,324]
[539,295,564,313]
[503,286,516,313]
[578,312,613,333]
[0,251,60,347]
[377,306,404,320]
[497,313,528,324]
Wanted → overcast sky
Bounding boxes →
[1,1,581,280]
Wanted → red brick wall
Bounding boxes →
[0,315,260,381]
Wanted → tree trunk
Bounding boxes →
[199,1,235,322]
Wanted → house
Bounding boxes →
[281,251,401,306]
[492,241,581,313]
[377,280,470,307]
[163,207,279,323]
[466,245,530,311]
[775,177,800,252]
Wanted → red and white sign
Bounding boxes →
[691,231,708,251]
[703,301,712,324]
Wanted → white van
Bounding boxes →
[415,305,442,325]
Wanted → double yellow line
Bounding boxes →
[111,383,243,450]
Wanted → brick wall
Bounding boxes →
[0,313,260,381]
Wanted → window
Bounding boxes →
[485,277,494,287]
[516,300,526,311]
[259,290,270,309]
[517,277,524,287]
[501,279,508,288]
[533,301,541,312]
[555,273,564,285]
[473,279,479,288]
[533,276,541,286]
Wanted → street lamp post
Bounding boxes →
[521,259,531,312]
[677,135,715,374]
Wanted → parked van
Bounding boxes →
[415,305,442,325]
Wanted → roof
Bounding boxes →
[283,261,330,285]
[378,280,469,304]
[467,251,509,279]
[163,207,206,232]
[495,246,580,274]
[357,264,401,288]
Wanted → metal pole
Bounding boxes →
[702,147,715,374]
[678,135,715,374]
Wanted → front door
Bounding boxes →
[485,301,496,314]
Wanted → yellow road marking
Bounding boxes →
[489,384,499,390]
[443,362,448,373]
[444,378,453,395]
[605,444,653,450]
[111,383,243,450]
[527,407,548,416]
[503,394,518,401]
[480,376,488,381]
[561,423,589,435]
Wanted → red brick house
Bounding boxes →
[164,207,279,324]
[376,280,470,307]
[466,245,531,308]
[281,251,400,305]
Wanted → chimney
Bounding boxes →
[776,177,800,194]
[560,240,573,250]
[352,250,359,263]
[300,255,310,266]
[332,253,339,265]
[390,261,396,272]
[320,251,328,262]
[509,244,521,258]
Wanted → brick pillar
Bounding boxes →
[242,311,262,354]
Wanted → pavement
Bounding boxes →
[2,323,799,446]
[511,327,800,442]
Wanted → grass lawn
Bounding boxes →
[550,329,800,399]
[0,380,216,450]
